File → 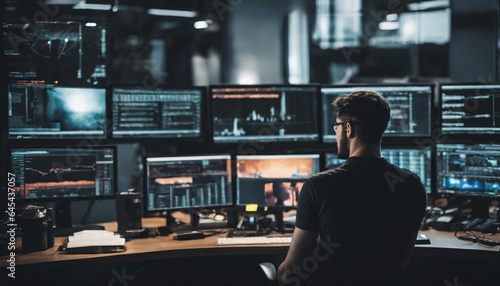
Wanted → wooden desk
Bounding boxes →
[2,218,499,271]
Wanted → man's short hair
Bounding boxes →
[332,89,391,143]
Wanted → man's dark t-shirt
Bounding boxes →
[296,156,427,285]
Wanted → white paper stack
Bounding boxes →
[67,230,125,248]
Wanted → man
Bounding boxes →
[277,90,427,286]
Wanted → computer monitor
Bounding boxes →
[325,147,432,193]
[440,84,500,134]
[8,84,107,139]
[111,87,204,139]
[322,85,432,142]
[236,154,320,207]
[10,146,116,231]
[10,147,116,200]
[436,144,500,198]
[211,85,319,143]
[145,155,232,211]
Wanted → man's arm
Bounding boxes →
[277,227,318,286]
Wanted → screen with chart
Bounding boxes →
[10,147,115,199]
[112,87,203,138]
[437,144,500,197]
[322,86,432,142]
[8,84,106,139]
[326,147,432,193]
[146,155,232,211]
[441,85,500,134]
[211,86,319,142]
[236,154,320,207]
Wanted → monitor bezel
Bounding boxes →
[320,83,435,143]
[110,85,207,142]
[7,83,109,141]
[209,84,321,144]
[143,153,234,213]
[8,145,118,202]
[235,153,321,209]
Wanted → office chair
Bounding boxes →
[259,262,278,286]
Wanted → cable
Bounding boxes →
[455,229,500,246]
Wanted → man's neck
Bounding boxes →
[349,141,381,158]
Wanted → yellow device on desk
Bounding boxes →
[246,204,259,212]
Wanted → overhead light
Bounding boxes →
[408,0,449,11]
[85,22,97,27]
[73,2,112,10]
[386,14,398,21]
[194,20,208,29]
[148,8,197,18]
[379,21,399,30]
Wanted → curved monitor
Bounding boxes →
[10,146,116,200]
[145,155,232,211]
[437,144,500,198]
[236,154,320,208]
[322,85,432,142]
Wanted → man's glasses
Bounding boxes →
[332,122,347,133]
[332,120,363,133]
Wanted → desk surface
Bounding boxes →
[2,217,499,270]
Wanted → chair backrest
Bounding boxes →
[258,262,278,286]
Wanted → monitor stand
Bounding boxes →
[53,200,105,237]
[190,213,200,227]
[469,200,490,219]
[235,209,292,233]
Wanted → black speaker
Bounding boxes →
[115,192,143,231]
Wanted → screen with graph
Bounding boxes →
[10,147,115,199]
[145,155,232,211]
[211,85,319,142]
[436,144,500,197]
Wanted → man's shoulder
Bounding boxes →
[387,163,424,184]
[307,167,350,185]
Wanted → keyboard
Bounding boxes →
[228,229,269,237]
[217,236,292,245]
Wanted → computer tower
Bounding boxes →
[115,192,143,231]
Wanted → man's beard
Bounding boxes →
[337,127,350,159]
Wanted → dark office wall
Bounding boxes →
[223,0,292,84]
[450,0,497,82]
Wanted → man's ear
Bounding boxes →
[346,122,355,138]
